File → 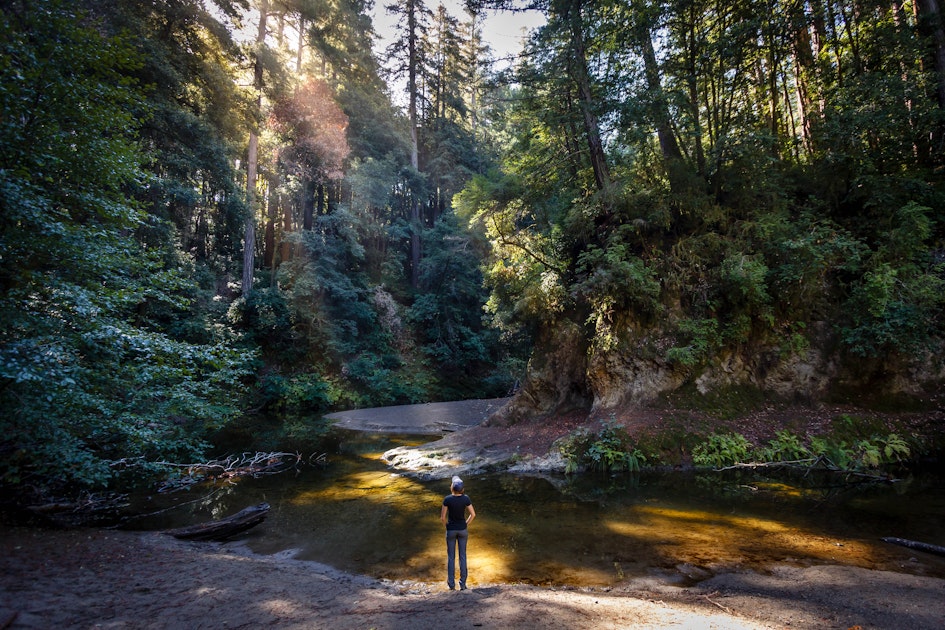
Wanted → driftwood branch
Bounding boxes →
[27,491,130,526]
[112,451,325,493]
[702,591,733,614]
[714,455,897,482]
[109,487,228,528]
[715,458,819,471]
[881,537,945,558]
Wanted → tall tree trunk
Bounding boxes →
[280,195,292,264]
[917,0,945,153]
[263,180,276,269]
[243,0,269,297]
[296,17,305,73]
[766,20,781,155]
[562,0,611,193]
[565,97,583,180]
[793,8,816,155]
[891,0,921,160]
[407,0,422,288]
[302,178,315,230]
[685,2,706,176]
[638,13,685,189]
[467,10,479,142]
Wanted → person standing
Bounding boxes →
[441,475,475,590]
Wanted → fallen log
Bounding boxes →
[165,502,270,541]
[881,537,945,558]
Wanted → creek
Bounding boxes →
[127,429,945,587]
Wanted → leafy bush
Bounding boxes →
[574,243,662,316]
[839,204,945,357]
[691,433,752,468]
[759,430,810,462]
[692,428,912,472]
[809,433,910,470]
[854,434,911,468]
[558,421,646,474]
[718,253,771,311]
[258,372,338,415]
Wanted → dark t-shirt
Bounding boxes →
[443,494,472,531]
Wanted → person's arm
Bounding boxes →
[440,504,448,526]
[465,503,476,525]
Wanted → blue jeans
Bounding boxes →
[446,528,468,588]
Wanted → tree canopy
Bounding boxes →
[1,0,943,501]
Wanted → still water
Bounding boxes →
[128,430,945,587]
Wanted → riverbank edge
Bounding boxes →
[377,400,945,481]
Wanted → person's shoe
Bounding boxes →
[459,584,467,591]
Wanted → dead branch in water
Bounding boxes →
[27,491,130,526]
[111,451,327,493]
[714,455,897,482]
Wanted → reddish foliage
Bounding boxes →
[270,79,349,180]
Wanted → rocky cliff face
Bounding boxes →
[498,317,944,420]
[496,319,592,423]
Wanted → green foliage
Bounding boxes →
[575,244,661,316]
[808,437,856,470]
[718,254,771,313]
[408,212,511,398]
[666,319,722,368]
[558,421,647,475]
[839,204,945,357]
[759,430,810,462]
[0,0,254,498]
[688,423,913,472]
[810,433,911,470]
[258,372,339,416]
[459,0,945,407]
[691,433,753,468]
[761,212,867,319]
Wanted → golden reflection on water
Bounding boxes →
[603,504,876,574]
[141,431,945,588]
[249,466,945,588]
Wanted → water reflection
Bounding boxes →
[127,431,945,587]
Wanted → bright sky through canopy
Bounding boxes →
[371,1,546,70]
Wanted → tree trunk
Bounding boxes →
[302,178,315,230]
[408,0,422,288]
[242,0,269,297]
[793,14,816,154]
[685,4,706,177]
[263,209,275,269]
[639,16,686,189]
[917,0,945,152]
[563,0,611,193]
[243,133,258,296]
[280,193,292,264]
[296,16,305,73]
